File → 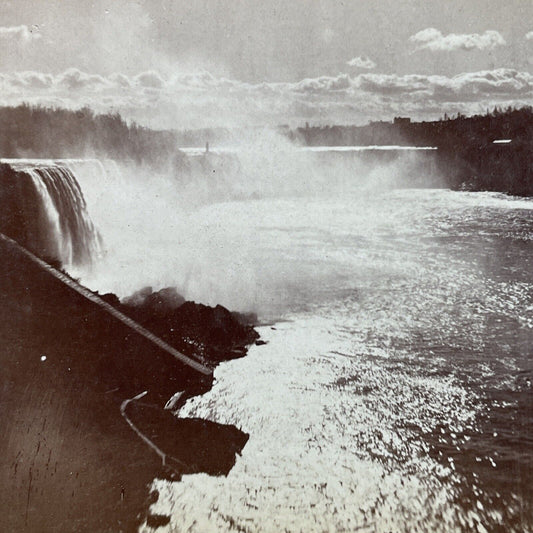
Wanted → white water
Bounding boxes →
[180,145,438,155]
[53,139,442,312]
[137,190,532,533]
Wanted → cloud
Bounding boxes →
[346,56,376,70]
[357,69,533,102]
[169,71,220,90]
[0,67,532,129]
[56,68,111,90]
[0,25,41,43]
[526,31,533,40]
[109,72,133,88]
[13,71,54,89]
[293,74,352,93]
[356,73,434,96]
[134,71,165,89]
[409,28,506,52]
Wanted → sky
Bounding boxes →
[1,0,532,129]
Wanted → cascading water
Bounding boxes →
[0,144,442,305]
[0,160,102,268]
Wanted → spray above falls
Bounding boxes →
[0,141,442,314]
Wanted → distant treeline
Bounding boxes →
[289,107,532,147]
[290,107,533,196]
[0,104,179,166]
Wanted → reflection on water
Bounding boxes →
[143,190,532,533]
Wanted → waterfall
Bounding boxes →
[0,145,443,306]
[0,160,102,268]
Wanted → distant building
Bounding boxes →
[394,117,411,125]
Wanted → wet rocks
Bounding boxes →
[118,286,259,365]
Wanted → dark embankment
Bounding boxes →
[0,236,255,532]
[437,137,533,196]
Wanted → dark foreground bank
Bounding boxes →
[0,235,258,532]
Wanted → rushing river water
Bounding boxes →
[139,189,532,533]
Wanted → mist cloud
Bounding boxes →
[57,69,111,90]
[410,28,506,52]
[526,31,533,40]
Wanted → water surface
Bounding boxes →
[143,189,532,533]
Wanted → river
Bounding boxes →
[139,188,532,533]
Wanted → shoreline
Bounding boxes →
[0,235,257,532]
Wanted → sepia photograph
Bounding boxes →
[0,1,532,531]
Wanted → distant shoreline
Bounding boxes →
[179,145,438,155]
